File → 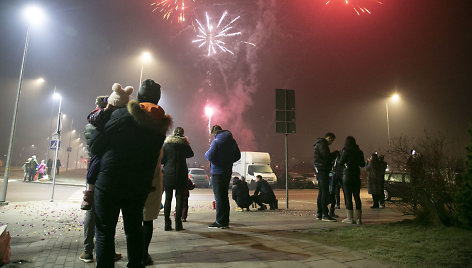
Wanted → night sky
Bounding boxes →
[1,0,471,169]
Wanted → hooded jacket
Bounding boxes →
[232,178,251,208]
[89,100,172,197]
[313,138,337,171]
[205,130,241,175]
[162,135,194,189]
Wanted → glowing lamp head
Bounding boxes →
[36,77,45,84]
[391,93,400,102]
[53,93,62,100]
[204,106,214,117]
[141,52,152,62]
[23,5,46,25]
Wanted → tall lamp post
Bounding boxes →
[50,93,62,202]
[386,93,400,147]
[66,127,75,171]
[1,5,46,205]
[139,51,152,87]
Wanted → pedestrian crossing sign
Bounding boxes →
[50,140,61,150]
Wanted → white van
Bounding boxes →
[232,152,277,188]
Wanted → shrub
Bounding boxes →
[455,126,472,229]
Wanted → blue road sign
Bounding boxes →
[50,140,61,150]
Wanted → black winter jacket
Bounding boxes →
[232,178,251,208]
[162,135,194,189]
[314,138,337,171]
[338,145,365,177]
[254,179,276,203]
[89,100,171,197]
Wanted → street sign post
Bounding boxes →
[275,89,296,209]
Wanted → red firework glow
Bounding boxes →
[325,0,383,16]
[151,0,195,23]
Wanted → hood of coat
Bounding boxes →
[164,135,189,145]
[233,177,241,185]
[215,130,234,143]
[127,100,172,135]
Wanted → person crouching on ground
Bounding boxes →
[252,175,278,210]
[232,176,251,211]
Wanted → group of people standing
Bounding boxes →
[314,132,387,224]
[22,157,60,182]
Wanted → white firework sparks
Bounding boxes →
[192,11,242,56]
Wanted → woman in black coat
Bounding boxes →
[162,127,194,231]
[338,136,365,224]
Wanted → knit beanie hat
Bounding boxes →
[138,79,161,104]
[107,83,133,107]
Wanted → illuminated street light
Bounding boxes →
[36,77,45,84]
[386,92,400,147]
[139,51,152,87]
[1,5,47,205]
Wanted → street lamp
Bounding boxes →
[204,105,215,144]
[139,51,152,87]
[1,5,46,205]
[386,93,400,147]
[36,77,45,85]
[66,126,75,171]
[50,93,62,202]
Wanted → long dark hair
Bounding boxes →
[344,136,358,149]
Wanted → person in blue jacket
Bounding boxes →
[205,125,241,229]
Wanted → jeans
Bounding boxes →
[211,174,231,226]
[343,174,362,210]
[84,209,95,255]
[94,188,147,268]
[316,169,330,217]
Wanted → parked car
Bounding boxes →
[302,173,318,188]
[277,172,315,189]
[384,172,411,200]
[188,168,210,188]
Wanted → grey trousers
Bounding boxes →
[84,209,95,254]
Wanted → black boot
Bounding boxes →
[175,219,183,231]
[165,218,173,231]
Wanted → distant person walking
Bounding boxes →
[162,127,194,231]
[366,153,387,209]
[338,136,365,224]
[37,160,46,180]
[313,132,339,222]
[56,159,61,175]
[22,158,32,182]
[205,125,241,229]
[46,158,53,176]
[28,156,39,182]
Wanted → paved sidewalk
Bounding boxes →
[0,198,403,268]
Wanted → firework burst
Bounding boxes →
[325,0,383,16]
[192,11,242,56]
[151,0,195,23]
